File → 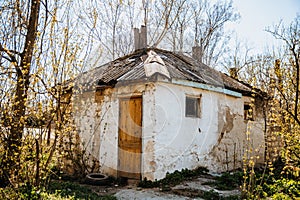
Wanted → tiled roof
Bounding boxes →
[76,48,255,95]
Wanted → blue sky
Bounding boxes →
[229,0,300,51]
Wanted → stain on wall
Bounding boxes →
[217,106,236,145]
[72,80,266,180]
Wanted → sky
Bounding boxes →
[228,0,300,52]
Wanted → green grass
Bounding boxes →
[46,181,116,200]
[203,171,244,190]
[0,181,117,200]
[138,166,209,188]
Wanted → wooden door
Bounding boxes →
[118,96,142,179]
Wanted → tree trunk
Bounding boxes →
[3,0,41,186]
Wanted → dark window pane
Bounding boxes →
[186,96,200,117]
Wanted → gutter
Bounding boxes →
[171,79,242,98]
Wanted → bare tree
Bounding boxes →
[0,0,85,187]
[147,0,187,47]
[189,0,239,66]
[76,0,238,68]
[266,15,300,125]
[166,0,192,52]
[0,0,41,179]
[76,0,136,62]
[235,15,300,176]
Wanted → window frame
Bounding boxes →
[185,94,202,118]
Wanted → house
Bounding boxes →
[70,28,267,181]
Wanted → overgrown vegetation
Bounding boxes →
[0,0,98,194]
[0,181,116,200]
[138,165,299,199]
[139,167,244,199]
[174,188,240,200]
[201,190,240,200]
[0,0,299,199]
[204,171,244,190]
[139,166,244,191]
[239,14,300,199]
[46,181,116,200]
[241,160,300,199]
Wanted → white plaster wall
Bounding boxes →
[96,92,119,176]
[85,83,156,178]
[142,84,157,180]
[73,91,98,159]
[75,81,265,180]
[152,82,218,179]
[151,82,265,180]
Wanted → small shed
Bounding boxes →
[71,46,266,181]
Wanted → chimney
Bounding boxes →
[134,25,147,50]
[192,46,203,62]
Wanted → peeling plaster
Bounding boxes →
[74,81,266,180]
[217,106,236,145]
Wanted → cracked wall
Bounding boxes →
[74,80,265,181]
[205,95,265,172]
[74,82,156,179]
[151,82,265,180]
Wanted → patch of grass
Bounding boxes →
[138,166,209,188]
[204,171,243,190]
[201,189,220,199]
[201,190,241,200]
[0,181,117,200]
[222,195,241,200]
[173,188,241,200]
[46,181,117,200]
[138,178,160,188]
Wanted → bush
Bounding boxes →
[263,178,300,199]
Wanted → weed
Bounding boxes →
[201,189,220,199]
[138,178,160,188]
[46,181,116,200]
[203,171,243,190]
[138,166,208,188]
[0,181,117,200]
[200,190,241,200]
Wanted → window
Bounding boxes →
[185,95,201,118]
[244,104,254,121]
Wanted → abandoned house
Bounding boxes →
[70,27,267,181]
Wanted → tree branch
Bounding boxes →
[20,0,41,66]
[0,44,20,66]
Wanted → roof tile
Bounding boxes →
[77,48,254,95]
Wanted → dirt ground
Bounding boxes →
[84,174,241,199]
